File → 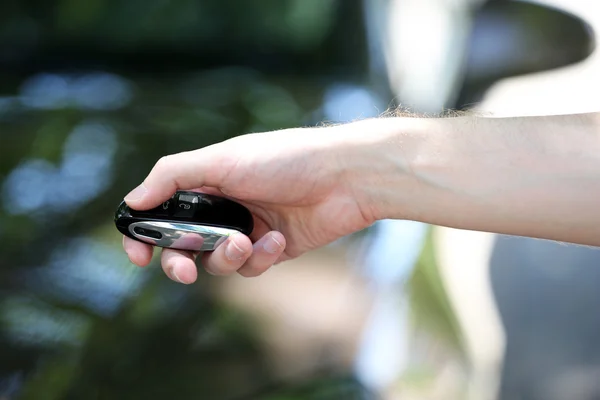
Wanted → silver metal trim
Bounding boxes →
[129,221,239,251]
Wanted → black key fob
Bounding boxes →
[114,191,254,252]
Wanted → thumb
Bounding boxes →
[124,147,227,210]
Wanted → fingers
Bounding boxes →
[200,233,254,275]
[172,231,285,280]
[123,236,154,266]
[124,146,226,210]
[237,231,286,277]
[123,234,199,284]
[160,248,199,284]
[126,231,286,282]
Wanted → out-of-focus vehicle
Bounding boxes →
[355,0,595,399]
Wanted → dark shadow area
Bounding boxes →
[456,0,595,108]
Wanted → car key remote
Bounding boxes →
[114,191,254,252]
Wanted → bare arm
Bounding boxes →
[358,112,600,246]
[123,110,600,282]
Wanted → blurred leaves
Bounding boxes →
[0,65,332,397]
[0,24,367,400]
[1,0,338,52]
[0,0,377,398]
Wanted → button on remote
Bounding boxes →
[178,194,199,204]
[158,199,174,215]
[174,193,198,218]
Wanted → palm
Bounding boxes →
[246,196,369,262]
[205,133,373,261]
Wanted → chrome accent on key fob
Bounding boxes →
[114,191,254,252]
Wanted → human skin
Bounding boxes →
[122,111,600,284]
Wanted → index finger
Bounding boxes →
[123,146,228,210]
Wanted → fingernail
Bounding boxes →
[225,236,245,260]
[263,235,282,254]
[125,183,147,202]
[170,267,184,283]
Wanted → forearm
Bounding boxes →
[363,112,600,246]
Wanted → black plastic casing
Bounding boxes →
[114,191,254,243]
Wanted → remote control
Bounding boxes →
[114,191,254,252]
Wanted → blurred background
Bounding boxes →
[0,0,599,399]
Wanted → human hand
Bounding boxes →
[122,125,380,284]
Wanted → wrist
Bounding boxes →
[331,116,446,223]
[337,111,600,246]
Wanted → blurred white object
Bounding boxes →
[433,227,503,400]
[358,0,505,398]
[353,220,428,390]
[371,0,485,113]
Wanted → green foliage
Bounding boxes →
[0,1,413,398]
[1,0,337,51]
[0,60,374,397]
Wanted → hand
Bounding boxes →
[122,126,378,284]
